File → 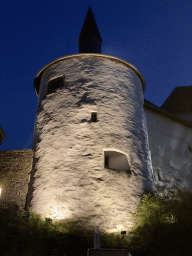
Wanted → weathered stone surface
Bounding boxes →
[145,109,192,194]
[26,55,155,235]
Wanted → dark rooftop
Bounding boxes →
[144,98,192,129]
[161,86,192,113]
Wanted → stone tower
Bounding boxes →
[26,7,155,236]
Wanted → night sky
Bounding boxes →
[1,0,192,151]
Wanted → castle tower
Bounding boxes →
[26,7,155,236]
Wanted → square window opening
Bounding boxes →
[47,76,65,95]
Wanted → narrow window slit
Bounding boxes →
[91,112,97,122]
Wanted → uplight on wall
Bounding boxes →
[0,188,1,198]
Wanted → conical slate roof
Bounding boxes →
[79,6,102,41]
[161,86,192,113]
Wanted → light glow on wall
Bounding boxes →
[41,202,129,235]
[44,203,69,221]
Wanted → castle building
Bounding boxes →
[0,7,192,236]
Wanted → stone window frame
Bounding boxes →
[103,149,130,172]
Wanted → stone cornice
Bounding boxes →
[34,53,146,96]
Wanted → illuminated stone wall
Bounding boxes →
[0,149,34,211]
[26,54,155,235]
[145,109,192,195]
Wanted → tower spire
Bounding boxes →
[79,6,102,53]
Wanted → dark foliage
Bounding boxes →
[1,186,192,256]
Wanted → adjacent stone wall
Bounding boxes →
[0,149,34,211]
[145,109,192,195]
[175,112,192,122]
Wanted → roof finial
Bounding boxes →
[79,7,102,53]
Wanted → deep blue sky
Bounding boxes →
[1,0,192,151]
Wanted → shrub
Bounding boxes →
[125,186,192,255]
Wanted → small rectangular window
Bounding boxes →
[47,76,65,95]
[91,112,97,122]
